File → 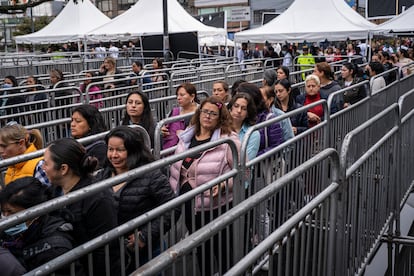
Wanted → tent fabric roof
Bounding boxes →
[234,0,376,43]
[15,0,110,44]
[86,0,226,42]
[372,5,414,33]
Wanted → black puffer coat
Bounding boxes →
[95,167,176,242]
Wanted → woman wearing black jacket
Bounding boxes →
[0,177,82,275]
[95,126,176,271]
[43,138,119,275]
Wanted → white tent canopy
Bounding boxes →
[372,5,414,34]
[234,0,376,43]
[86,0,227,44]
[14,0,110,44]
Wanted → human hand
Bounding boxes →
[161,125,169,137]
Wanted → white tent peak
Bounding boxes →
[234,0,376,43]
[87,0,226,42]
[372,5,414,33]
[15,0,110,44]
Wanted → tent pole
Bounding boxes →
[139,36,144,63]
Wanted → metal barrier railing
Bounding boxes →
[132,148,340,276]
[15,138,239,276]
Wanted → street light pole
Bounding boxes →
[162,0,170,62]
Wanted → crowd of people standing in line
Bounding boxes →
[0,38,413,275]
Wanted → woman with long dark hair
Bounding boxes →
[121,91,155,147]
[95,126,175,271]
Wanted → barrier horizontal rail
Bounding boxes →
[132,148,340,276]
[22,138,239,276]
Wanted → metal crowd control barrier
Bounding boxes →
[132,148,340,276]
[235,100,331,261]
[338,104,400,275]
[327,81,370,151]
[18,138,239,276]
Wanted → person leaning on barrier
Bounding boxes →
[260,69,294,141]
[169,96,241,275]
[161,82,199,150]
[365,61,386,94]
[313,62,343,114]
[338,62,367,108]
[130,60,152,86]
[276,65,301,100]
[42,138,120,275]
[0,177,83,275]
[0,122,49,186]
[296,74,327,128]
[79,72,103,109]
[121,91,155,148]
[24,76,47,110]
[71,105,108,169]
[237,82,284,155]
[49,69,72,107]
[1,75,25,119]
[274,79,308,135]
[95,126,176,271]
[98,56,125,89]
[228,93,260,162]
[212,80,231,104]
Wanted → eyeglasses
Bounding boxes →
[200,109,219,118]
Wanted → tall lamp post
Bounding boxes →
[162,0,170,61]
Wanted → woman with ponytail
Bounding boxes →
[42,138,119,275]
[0,122,49,186]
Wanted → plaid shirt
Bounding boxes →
[34,159,50,186]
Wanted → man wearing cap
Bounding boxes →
[296,45,315,80]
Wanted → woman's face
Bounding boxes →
[42,148,63,186]
[49,73,59,85]
[199,102,220,132]
[132,63,141,73]
[152,59,159,69]
[3,78,14,86]
[313,67,324,79]
[276,69,287,80]
[230,98,248,125]
[341,66,352,80]
[107,136,128,174]
[1,202,25,217]
[84,73,93,84]
[305,79,320,96]
[103,59,114,70]
[0,137,24,159]
[71,111,90,139]
[126,94,145,119]
[176,87,194,108]
[275,83,290,102]
[213,83,228,102]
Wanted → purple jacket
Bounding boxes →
[169,126,241,211]
[257,111,284,156]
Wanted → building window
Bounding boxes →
[253,9,275,25]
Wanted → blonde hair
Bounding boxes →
[0,124,44,150]
[305,74,320,86]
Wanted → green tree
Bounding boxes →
[13,16,52,36]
